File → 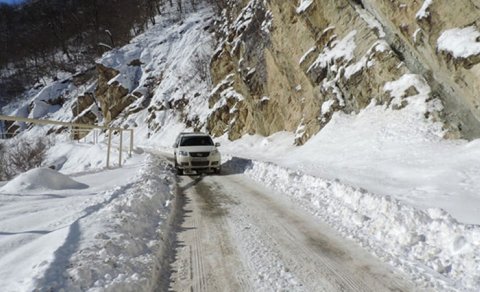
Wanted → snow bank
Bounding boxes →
[0,168,87,192]
[36,155,177,291]
[218,94,480,290]
[0,138,175,291]
[44,141,130,174]
[223,157,480,290]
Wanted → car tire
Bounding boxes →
[174,156,183,175]
[214,167,221,175]
[177,168,183,175]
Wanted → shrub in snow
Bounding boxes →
[0,137,51,180]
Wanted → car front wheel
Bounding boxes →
[174,157,183,175]
[177,167,184,175]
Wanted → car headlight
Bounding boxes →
[210,149,219,156]
[178,151,189,156]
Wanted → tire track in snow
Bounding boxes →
[169,176,251,291]
[192,198,208,292]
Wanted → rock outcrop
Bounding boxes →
[71,93,95,117]
[361,0,480,138]
[207,0,480,143]
[95,64,137,124]
[65,63,139,139]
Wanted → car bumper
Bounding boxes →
[176,155,221,170]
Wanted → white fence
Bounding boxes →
[0,115,134,168]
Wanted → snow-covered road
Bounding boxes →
[169,172,414,291]
[0,144,478,291]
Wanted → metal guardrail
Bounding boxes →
[0,115,134,168]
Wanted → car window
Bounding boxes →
[180,136,214,146]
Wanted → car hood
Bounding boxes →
[178,145,217,152]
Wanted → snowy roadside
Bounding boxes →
[0,147,177,292]
[222,156,480,291]
[49,155,177,292]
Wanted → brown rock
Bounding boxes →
[94,64,136,124]
[71,93,95,116]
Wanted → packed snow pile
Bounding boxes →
[0,168,88,192]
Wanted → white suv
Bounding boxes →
[173,132,221,175]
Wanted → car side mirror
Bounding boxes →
[173,143,178,148]
[215,142,221,147]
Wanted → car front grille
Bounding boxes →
[191,161,210,167]
[190,152,210,158]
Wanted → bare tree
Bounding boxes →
[0,0,202,102]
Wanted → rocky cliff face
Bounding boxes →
[207,0,480,144]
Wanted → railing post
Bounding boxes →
[119,130,123,167]
[106,129,112,168]
[129,129,134,157]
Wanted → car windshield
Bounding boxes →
[180,136,214,146]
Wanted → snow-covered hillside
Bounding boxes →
[1,1,480,291]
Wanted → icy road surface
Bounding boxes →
[168,173,414,291]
